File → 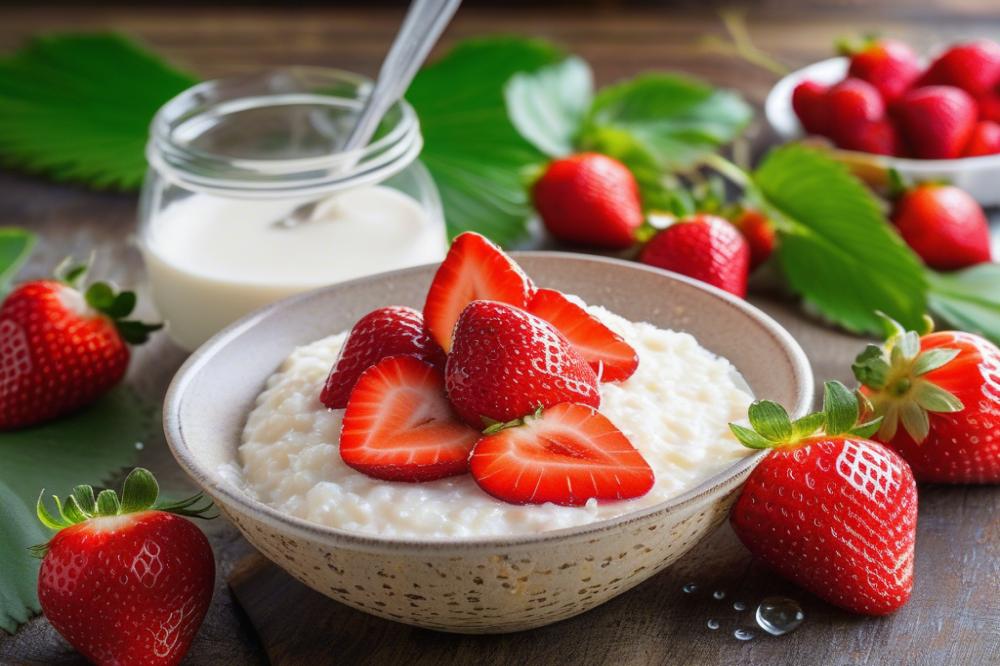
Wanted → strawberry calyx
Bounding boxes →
[55,258,162,344]
[851,316,964,443]
[730,380,883,450]
[33,468,215,556]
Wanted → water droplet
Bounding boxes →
[134,441,144,450]
[733,601,747,611]
[713,590,726,600]
[707,619,720,630]
[682,582,698,593]
[756,596,805,636]
[734,628,755,641]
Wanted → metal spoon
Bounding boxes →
[274,0,462,228]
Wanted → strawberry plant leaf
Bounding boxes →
[752,144,928,335]
[504,56,593,158]
[0,387,155,631]
[408,37,564,246]
[0,227,35,294]
[926,264,1000,345]
[0,33,197,190]
[579,73,752,171]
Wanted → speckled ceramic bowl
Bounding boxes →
[164,253,813,634]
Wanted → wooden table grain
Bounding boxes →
[1,4,999,665]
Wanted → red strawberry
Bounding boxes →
[729,381,917,615]
[827,78,885,146]
[423,231,534,353]
[791,80,831,136]
[891,183,991,269]
[469,402,654,506]
[893,85,977,159]
[35,468,215,665]
[962,120,1000,156]
[340,356,479,481]
[732,209,777,271]
[532,153,644,250]
[639,214,750,297]
[919,40,1000,96]
[527,288,638,382]
[320,306,445,409]
[445,300,600,427]
[842,38,923,103]
[976,90,1000,122]
[0,269,160,430]
[837,119,902,155]
[853,321,1000,483]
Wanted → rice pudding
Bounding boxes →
[238,304,754,538]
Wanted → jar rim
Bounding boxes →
[146,66,423,198]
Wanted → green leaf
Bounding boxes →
[504,56,593,157]
[747,400,792,442]
[912,381,964,413]
[0,387,155,630]
[791,412,825,440]
[752,145,928,334]
[408,37,563,246]
[912,347,960,376]
[0,33,198,190]
[728,422,773,449]
[852,344,890,389]
[899,400,930,443]
[926,264,1000,346]
[119,467,159,514]
[0,227,35,294]
[0,482,46,633]
[822,380,859,436]
[850,417,884,439]
[579,73,751,171]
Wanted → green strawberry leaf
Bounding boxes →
[0,33,197,190]
[408,37,564,246]
[0,227,35,295]
[0,387,156,632]
[578,73,752,171]
[752,144,928,335]
[926,263,1000,346]
[505,56,593,158]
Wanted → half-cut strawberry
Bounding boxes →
[527,288,639,382]
[469,403,654,506]
[340,356,479,482]
[423,232,535,352]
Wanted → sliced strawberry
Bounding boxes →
[423,232,535,352]
[527,288,638,382]
[469,402,654,506]
[320,306,445,409]
[340,356,479,482]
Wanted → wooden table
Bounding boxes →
[1,4,998,665]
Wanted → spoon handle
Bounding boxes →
[342,0,463,152]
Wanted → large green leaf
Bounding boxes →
[0,482,46,633]
[0,387,155,631]
[0,227,35,294]
[753,144,928,334]
[926,264,1000,345]
[579,73,752,171]
[407,37,563,246]
[504,56,593,157]
[0,33,197,190]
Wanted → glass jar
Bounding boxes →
[139,67,446,351]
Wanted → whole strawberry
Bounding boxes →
[35,468,215,665]
[826,78,886,147]
[732,209,776,271]
[639,214,750,297]
[532,153,644,250]
[853,319,1000,483]
[919,40,1000,96]
[729,381,917,616]
[891,183,991,270]
[0,266,160,429]
[842,37,923,103]
[893,86,977,159]
[446,300,600,427]
[791,80,831,136]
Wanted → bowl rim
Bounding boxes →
[765,55,1000,170]
[163,252,815,553]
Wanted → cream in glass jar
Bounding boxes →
[139,68,446,350]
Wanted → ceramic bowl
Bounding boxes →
[765,56,1000,205]
[163,253,814,634]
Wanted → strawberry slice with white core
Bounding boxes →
[423,231,535,352]
[527,288,639,382]
[340,355,479,482]
[469,402,654,506]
